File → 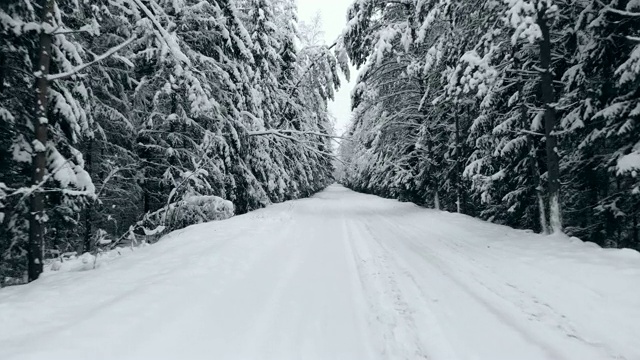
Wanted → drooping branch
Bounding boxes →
[604,7,640,17]
[131,0,191,65]
[240,111,351,141]
[247,129,351,141]
[46,36,136,80]
[288,42,337,96]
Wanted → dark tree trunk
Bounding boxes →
[143,181,150,214]
[537,8,561,233]
[633,212,638,249]
[455,109,462,214]
[28,0,54,282]
[83,138,93,253]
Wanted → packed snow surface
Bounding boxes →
[1,185,640,360]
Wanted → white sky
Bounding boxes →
[296,0,357,135]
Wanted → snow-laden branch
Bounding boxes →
[289,42,337,93]
[10,152,95,206]
[246,129,299,142]
[504,129,545,137]
[46,36,136,81]
[131,0,191,65]
[238,112,346,162]
[95,164,138,198]
[604,7,640,17]
[239,111,351,141]
[247,129,351,141]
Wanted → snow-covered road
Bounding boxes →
[1,185,640,360]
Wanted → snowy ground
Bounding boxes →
[1,185,640,360]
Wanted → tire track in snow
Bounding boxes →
[368,212,626,360]
[345,216,457,359]
[403,216,627,360]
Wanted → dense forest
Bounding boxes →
[337,0,640,250]
[2,0,639,287]
[0,0,348,285]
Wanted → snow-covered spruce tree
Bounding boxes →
[103,0,338,237]
[442,0,571,231]
[341,0,428,203]
[0,0,130,282]
[339,0,640,248]
[502,0,566,233]
[559,0,640,247]
[71,0,144,254]
[238,2,340,205]
[89,0,338,243]
[239,2,330,208]
[440,0,552,232]
[246,0,282,126]
[125,0,263,232]
[288,20,343,196]
[0,0,344,284]
[341,0,488,211]
[340,0,548,222]
[244,0,293,203]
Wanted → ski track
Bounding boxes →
[1,184,639,360]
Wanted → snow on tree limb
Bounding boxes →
[131,0,191,66]
[46,36,136,81]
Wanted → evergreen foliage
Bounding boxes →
[338,0,640,249]
[0,0,341,284]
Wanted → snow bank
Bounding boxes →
[31,196,234,278]
[42,246,145,274]
[131,194,235,245]
[159,194,235,230]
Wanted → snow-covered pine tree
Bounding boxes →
[127,0,263,232]
[1,0,345,284]
[560,0,640,247]
[338,0,640,250]
[0,0,127,281]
